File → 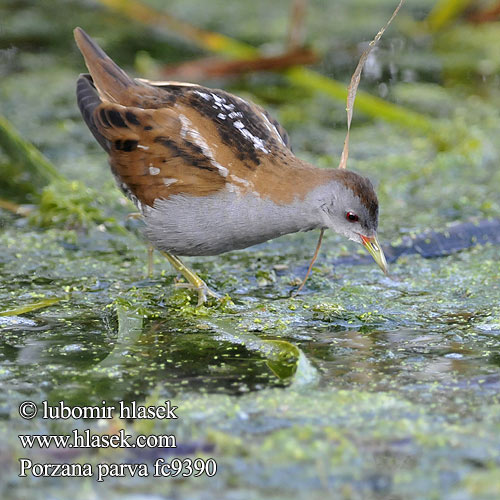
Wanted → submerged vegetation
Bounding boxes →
[1,0,500,498]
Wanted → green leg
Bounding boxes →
[127,212,142,220]
[147,245,154,278]
[160,252,220,306]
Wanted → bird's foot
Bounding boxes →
[174,281,221,307]
[160,251,222,307]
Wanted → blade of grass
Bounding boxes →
[292,228,324,296]
[467,3,500,24]
[0,198,32,215]
[0,116,129,231]
[287,0,309,51]
[338,0,405,170]
[98,0,256,59]
[286,66,433,134]
[210,318,319,385]
[294,1,403,292]
[0,298,62,316]
[0,115,64,186]
[425,0,473,32]
[160,48,318,80]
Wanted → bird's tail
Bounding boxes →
[73,27,137,104]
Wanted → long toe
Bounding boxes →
[174,282,221,306]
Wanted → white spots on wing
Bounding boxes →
[227,175,260,198]
[212,93,235,111]
[195,90,235,111]
[178,114,228,178]
[194,89,270,154]
[137,78,199,88]
[229,174,251,188]
[259,111,286,147]
[244,130,269,154]
[120,181,143,211]
[163,178,178,186]
[194,90,211,101]
[225,182,241,194]
[149,166,160,175]
[178,114,191,140]
[232,121,269,154]
[218,165,229,177]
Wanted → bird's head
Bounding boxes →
[320,170,388,274]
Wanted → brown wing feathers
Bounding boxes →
[97,105,226,206]
[74,27,333,209]
[74,27,137,105]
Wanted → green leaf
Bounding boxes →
[0,297,61,316]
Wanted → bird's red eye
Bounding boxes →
[346,212,358,222]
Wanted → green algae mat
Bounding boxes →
[1,1,500,498]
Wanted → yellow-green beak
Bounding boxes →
[360,234,388,275]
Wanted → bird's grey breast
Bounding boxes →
[142,189,321,256]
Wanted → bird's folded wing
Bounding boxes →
[78,76,326,208]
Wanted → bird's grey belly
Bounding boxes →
[142,190,319,256]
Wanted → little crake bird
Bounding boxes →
[74,27,387,305]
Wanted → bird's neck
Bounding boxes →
[219,174,352,245]
[220,173,348,248]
